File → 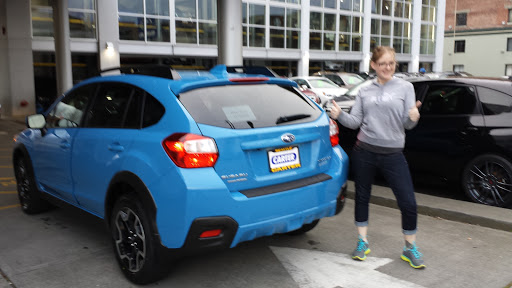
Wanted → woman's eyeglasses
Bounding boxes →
[377,61,397,68]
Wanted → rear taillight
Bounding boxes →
[329,119,339,147]
[163,133,218,168]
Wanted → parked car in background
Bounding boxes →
[299,86,321,104]
[13,65,349,284]
[337,77,512,207]
[312,71,365,89]
[290,76,348,107]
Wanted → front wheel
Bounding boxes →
[462,154,512,207]
[110,195,168,284]
[14,154,51,214]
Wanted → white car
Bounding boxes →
[290,76,348,107]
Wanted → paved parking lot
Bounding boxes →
[1,118,512,288]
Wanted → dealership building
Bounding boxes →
[0,0,445,118]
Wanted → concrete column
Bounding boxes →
[297,0,310,76]
[360,0,373,73]
[53,0,73,95]
[5,0,35,117]
[410,0,422,73]
[217,0,242,66]
[433,0,446,72]
[0,0,9,118]
[97,0,120,72]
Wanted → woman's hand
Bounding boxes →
[409,101,422,122]
[328,100,342,119]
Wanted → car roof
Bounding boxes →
[75,65,298,96]
[408,77,512,92]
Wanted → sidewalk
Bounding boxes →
[346,181,512,232]
[2,117,512,233]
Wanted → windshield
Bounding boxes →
[345,79,373,97]
[340,74,364,86]
[309,79,339,89]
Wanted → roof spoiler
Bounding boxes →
[99,65,181,80]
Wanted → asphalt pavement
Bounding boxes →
[2,115,512,233]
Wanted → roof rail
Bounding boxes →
[99,65,181,80]
[210,65,280,77]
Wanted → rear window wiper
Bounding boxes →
[276,114,311,124]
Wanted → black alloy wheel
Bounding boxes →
[462,154,512,207]
[113,207,146,273]
[110,195,167,284]
[14,155,51,214]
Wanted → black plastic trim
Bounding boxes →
[181,217,238,253]
[240,173,332,198]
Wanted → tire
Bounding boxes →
[13,154,52,214]
[462,154,512,207]
[110,195,168,284]
[286,219,320,235]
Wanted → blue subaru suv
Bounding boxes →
[13,65,349,284]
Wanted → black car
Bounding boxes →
[338,77,512,207]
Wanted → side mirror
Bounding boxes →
[26,114,46,129]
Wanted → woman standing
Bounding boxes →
[328,46,425,269]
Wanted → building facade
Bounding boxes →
[0,0,445,118]
[443,0,512,76]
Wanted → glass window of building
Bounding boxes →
[69,0,96,38]
[175,0,217,44]
[118,0,172,42]
[31,0,53,37]
[311,0,336,8]
[242,3,265,47]
[508,9,512,23]
[31,0,97,39]
[454,40,465,53]
[507,38,512,51]
[456,12,467,26]
[420,0,436,55]
[269,5,301,49]
[340,0,363,12]
[310,10,336,51]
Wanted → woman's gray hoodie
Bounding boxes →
[336,77,418,149]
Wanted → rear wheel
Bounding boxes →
[462,154,512,207]
[110,195,168,284]
[14,154,51,214]
[286,219,320,235]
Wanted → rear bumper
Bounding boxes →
[154,146,349,250]
[176,182,347,255]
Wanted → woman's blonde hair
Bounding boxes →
[371,46,396,63]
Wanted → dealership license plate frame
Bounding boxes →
[268,146,301,173]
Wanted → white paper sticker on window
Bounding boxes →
[222,105,257,123]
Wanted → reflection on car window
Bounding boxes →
[180,84,321,129]
[47,84,96,128]
[422,85,477,115]
[310,79,338,89]
[477,86,512,115]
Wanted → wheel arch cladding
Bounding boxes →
[105,171,160,240]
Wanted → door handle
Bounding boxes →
[108,143,125,152]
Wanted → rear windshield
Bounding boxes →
[179,84,322,129]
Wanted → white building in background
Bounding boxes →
[0,0,445,118]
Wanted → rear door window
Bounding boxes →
[179,84,321,129]
[421,84,478,115]
[477,86,512,115]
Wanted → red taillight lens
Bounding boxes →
[163,133,219,168]
[329,119,339,147]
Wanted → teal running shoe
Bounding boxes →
[352,237,370,261]
[401,242,426,269]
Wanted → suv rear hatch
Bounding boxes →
[179,82,335,193]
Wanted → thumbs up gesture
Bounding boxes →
[409,101,421,122]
